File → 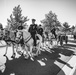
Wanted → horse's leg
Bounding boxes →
[28,45,34,57]
[16,44,18,53]
[50,39,53,45]
[57,39,59,46]
[16,44,23,55]
[35,41,40,56]
[29,45,34,61]
[36,34,42,55]
[11,43,16,58]
[42,35,45,47]
[39,40,42,53]
[26,40,34,61]
[38,42,41,54]
[23,44,29,59]
[56,36,59,46]
[4,44,8,56]
[56,39,58,45]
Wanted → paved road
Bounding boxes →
[0,35,76,75]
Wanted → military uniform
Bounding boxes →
[28,24,38,46]
[37,27,43,36]
[51,28,57,39]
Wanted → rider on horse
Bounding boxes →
[37,24,43,36]
[28,19,38,46]
[51,27,57,39]
[17,25,24,45]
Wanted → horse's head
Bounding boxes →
[1,29,10,40]
[15,30,23,43]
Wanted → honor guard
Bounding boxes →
[28,19,38,46]
[51,27,57,39]
[37,24,43,36]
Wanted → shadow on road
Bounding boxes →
[1,42,75,75]
[52,42,76,57]
[68,39,76,43]
[1,55,66,75]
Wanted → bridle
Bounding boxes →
[16,31,23,40]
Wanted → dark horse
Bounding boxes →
[2,29,17,58]
[57,34,68,46]
[51,28,57,39]
[73,34,76,40]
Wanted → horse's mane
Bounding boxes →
[21,30,31,39]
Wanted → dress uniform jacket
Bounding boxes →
[28,24,38,46]
[28,24,38,35]
[37,27,43,36]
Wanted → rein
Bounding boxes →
[24,35,32,43]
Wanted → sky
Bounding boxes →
[0,0,76,27]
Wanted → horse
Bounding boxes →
[3,29,17,58]
[51,28,57,40]
[15,29,42,60]
[39,32,53,53]
[56,32,68,46]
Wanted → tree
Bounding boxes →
[0,23,3,29]
[6,5,29,30]
[63,22,70,28]
[70,25,75,36]
[56,21,61,27]
[41,11,61,32]
[71,25,75,31]
[73,25,76,35]
[62,22,70,34]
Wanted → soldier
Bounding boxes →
[37,24,43,36]
[51,27,57,39]
[28,19,38,46]
[17,25,24,45]
[17,25,24,30]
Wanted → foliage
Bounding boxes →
[63,22,70,28]
[62,22,70,33]
[68,25,75,35]
[71,25,75,31]
[41,11,61,32]
[73,25,76,35]
[0,23,3,29]
[6,5,29,30]
[70,25,75,33]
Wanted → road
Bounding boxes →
[0,35,76,75]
